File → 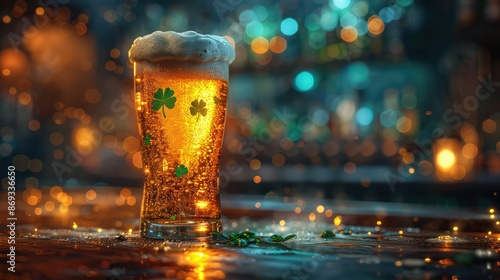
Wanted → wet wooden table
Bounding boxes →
[1,186,499,279]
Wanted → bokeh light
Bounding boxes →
[347,62,369,89]
[294,71,315,92]
[332,0,351,9]
[246,21,264,38]
[355,107,374,126]
[340,26,358,42]
[269,36,287,53]
[368,16,384,35]
[280,18,298,36]
[436,150,456,169]
[251,37,269,54]
[482,119,496,133]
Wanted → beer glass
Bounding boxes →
[129,31,234,239]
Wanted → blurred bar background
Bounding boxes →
[1,0,499,211]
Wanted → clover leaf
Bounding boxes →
[152,87,176,118]
[144,133,151,146]
[320,230,336,238]
[212,231,296,247]
[270,234,297,242]
[190,99,207,121]
[175,164,188,178]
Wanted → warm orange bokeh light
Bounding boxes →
[76,127,93,145]
[340,26,358,42]
[251,37,269,54]
[436,149,456,169]
[86,189,97,200]
[18,92,32,105]
[462,143,478,159]
[35,7,44,16]
[269,36,287,53]
[483,119,497,133]
[368,16,385,35]
[334,215,342,226]
[253,175,262,183]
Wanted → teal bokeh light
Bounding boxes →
[347,62,370,89]
[380,109,399,127]
[379,7,395,23]
[352,1,369,17]
[397,0,414,7]
[281,18,298,36]
[332,0,351,9]
[246,20,263,38]
[355,107,374,126]
[252,5,268,21]
[340,12,357,28]
[294,71,315,92]
[305,14,321,31]
[356,19,368,35]
[320,10,338,31]
[239,9,257,25]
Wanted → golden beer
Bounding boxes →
[129,31,234,239]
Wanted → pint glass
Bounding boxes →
[129,31,234,239]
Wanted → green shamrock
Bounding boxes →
[190,99,207,121]
[175,164,188,178]
[270,234,297,242]
[212,231,296,247]
[144,133,151,146]
[319,230,336,238]
[152,87,176,118]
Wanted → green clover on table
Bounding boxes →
[212,231,296,247]
[144,133,151,146]
[152,87,176,118]
[190,99,207,121]
[175,164,188,178]
[319,230,336,238]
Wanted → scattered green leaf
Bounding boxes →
[190,99,208,120]
[213,231,228,240]
[175,164,188,178]
[269,234,297,242]
[212,231,295,247]
[144,133,151,146]
[169,215,176,220]
[152,87,176,118]
[230,238,247,246]
[320,230,336,238]
[281,234,297,242]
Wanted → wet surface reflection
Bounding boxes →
[1,187,499,279]
[1,225,499,279]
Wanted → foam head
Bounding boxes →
[129,31,234,63]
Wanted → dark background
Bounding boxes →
[1,0,499,209]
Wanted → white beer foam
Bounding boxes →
[129,31,235,64]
